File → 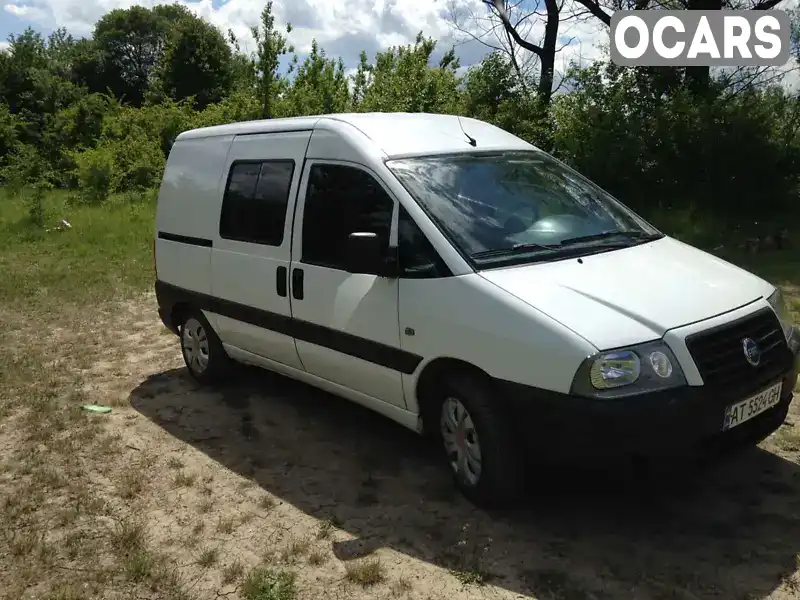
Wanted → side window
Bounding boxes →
[302,164,393,270]
[398,207,451,279]
[219,160,295,246]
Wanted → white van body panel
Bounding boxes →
[175,113,534,159]
[289,158,406,408]
[176,116,321,142]
[155,134,233,325]
[321,113,533,157]
[223,343,420,431]
[209,131,312,370]
[479,236,775,351]
[399,273,598,412]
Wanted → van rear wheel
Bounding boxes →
[437,373,522,508]
[179,310,231,384]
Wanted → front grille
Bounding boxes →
[685,307,792,397]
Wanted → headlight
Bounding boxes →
[768,288,794,340]
[588,350,640,389]
[571,340,687,399]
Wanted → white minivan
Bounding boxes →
[154,112,799,507]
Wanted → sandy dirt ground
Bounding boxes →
[5,292,800,600]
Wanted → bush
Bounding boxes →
[552,62,800,221]
[26,182,51,227]
[72,145,114,203]
[71,134,164,203]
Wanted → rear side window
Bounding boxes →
[219,160,295,246]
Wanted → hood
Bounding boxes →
[478,236,775,350]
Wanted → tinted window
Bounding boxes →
[302,164,393,270]
[219,160,294,246]
[398,207,450,278]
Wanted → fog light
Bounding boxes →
[649,351,673,378]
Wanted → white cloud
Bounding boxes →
[0,0,615,74]
[4,0,794,96]
[4,1,49,22]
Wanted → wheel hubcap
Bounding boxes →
[440,397,482,486]
[182,318,210,374]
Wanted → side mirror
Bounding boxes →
[345,232,394,276]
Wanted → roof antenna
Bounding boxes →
[457,115,477,147]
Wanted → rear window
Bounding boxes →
[219,160,295,246]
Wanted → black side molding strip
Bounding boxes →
[155,280,423,375]
[158,232,213,248]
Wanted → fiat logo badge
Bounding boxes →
[742,337,761,367]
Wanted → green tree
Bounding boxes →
[283,40,349,116]
[359,33,462,114]
[350,51,372,110]
[251,1,293,118]
[552,61,800,217]
[92,6,172,106]
[92,5,195,107]
[155,16,234,109]
[461,51,551,147]
[70,38,106,94]
[227,29,258,92]
[0,28,84,149]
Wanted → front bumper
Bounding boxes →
[502,327,800,464]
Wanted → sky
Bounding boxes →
[0,0,612,84]
[0,0,795,90]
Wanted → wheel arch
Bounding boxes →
[415,357,496,437]
[170,302,191,333]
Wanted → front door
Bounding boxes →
[288,161,407,408]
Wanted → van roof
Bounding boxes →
[174,112,534,158]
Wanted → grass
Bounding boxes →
[451,567,491,586]
[390,578,413,596]
[242,567,297,600]
[173,470,197,488]
[217,515,237,534]
[280,538,311,563]
[222,559,245,584]
[316,519,335,540]
[345,558,386,587]
[0,189,156,311]
[197,546,219,567]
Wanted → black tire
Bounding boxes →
[179,309,232,385]
[436,371,522,508]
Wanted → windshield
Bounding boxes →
[386,150,662,267]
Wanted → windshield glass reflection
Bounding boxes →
[387,151,662,267]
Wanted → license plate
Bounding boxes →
[723,381,783,431]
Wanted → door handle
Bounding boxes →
[291,268,304,300]
[276,266,287,297]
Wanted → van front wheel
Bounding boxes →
[438,374,521,508]
[179,310,231,384]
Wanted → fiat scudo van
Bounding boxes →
[154,113,800,507]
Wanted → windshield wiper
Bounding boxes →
[558,230,661,247]
[472,242,559,259]
[472,231,661,262]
